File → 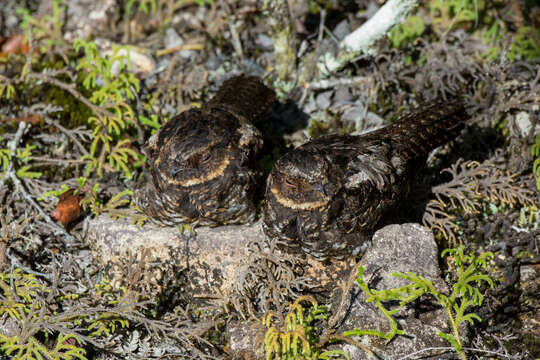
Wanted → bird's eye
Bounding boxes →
[284,178,295,187]
[201,153,212,163]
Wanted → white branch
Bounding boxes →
[318,0,418,76]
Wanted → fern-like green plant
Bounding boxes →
[16,0,68,53]
[345,246,493,360]
[262,296,349,360]
[125,0,158,15]
[15,144,43,179]
[0,146,11,174]
[138,114,167,134]
[0,77,16,100]
[73,39,144,179]
[10,1,146,181]
[0,272,139,360]
[80,183,132,216]
[0,270,87,360]
[0,139,42,180]
[1,333,86,360]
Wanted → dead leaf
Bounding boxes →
[52,189,82,226]
[1,34,29,54]
[1,114,41,125]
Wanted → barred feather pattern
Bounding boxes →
[262,100,468,260]
[135,76,276,226]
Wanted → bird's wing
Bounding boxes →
[339,136,400,194]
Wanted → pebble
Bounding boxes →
[105,47,156,78]
[316,90,333,110]
[256,34,274,50]
[164,27,183,49]
[333,19,350,41]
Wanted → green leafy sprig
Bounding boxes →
[345,246,493,360]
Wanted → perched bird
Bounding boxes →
[136,75,276,226]
[262,100,468,260]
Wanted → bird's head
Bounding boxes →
[268,149,339,211]
[156,125,233,188]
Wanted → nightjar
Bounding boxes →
[136,75,276,226]
[262,100,468,260]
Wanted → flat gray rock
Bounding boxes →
[86,215,353,299]
[333,223,457,360]
[87,215,259,297]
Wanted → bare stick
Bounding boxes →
[2,123,79,244]
[27,72,116,122]
[317,0,418,77]
[42,116,91,156]
[308,75,370,90]
[7,121,28,153]
[6,248,54,281]
[10,172,78,243]
[220,0,244,59]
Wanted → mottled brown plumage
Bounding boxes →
[262,100,468,260]
[136,75,275,226]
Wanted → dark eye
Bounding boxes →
[201,153,212,163]
[284,178,295,187]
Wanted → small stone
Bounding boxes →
[361,112,385,132]
[0,316,20,338]
[333,19,350,41]
[180,49,195,59]
[342,106,365,123]
[303,96,318,114]
[205,54,224,71]
[225,321,264,359]
[256,34,274,51]
[316,91,333,110]
[520,264,540,295]
[104,47,156,78]
[509,111,540,138]
[334,86,353,104]
[164,27,183,49]
[342,106,384,133]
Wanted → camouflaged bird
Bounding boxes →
[136,75,276,226]
[262,100,468,260]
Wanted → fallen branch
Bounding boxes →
[317,0,418,77]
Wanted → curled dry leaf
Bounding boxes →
[0,34,29,55]
[52,189,82,226]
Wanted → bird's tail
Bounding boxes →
[385,100,468,160]
[203,75,276,123]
